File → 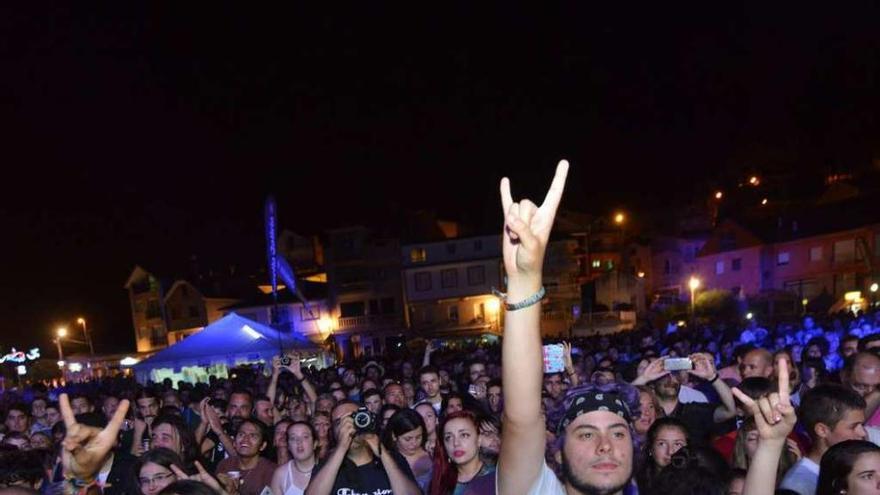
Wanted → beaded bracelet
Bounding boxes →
[491,286,546,311]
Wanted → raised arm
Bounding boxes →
[498,161,569,495]
[286,353,318,404]
[59,393,130,493]
[422,340,436,368]
[562,341,579,387]
[267,355,282,405]
[689,353,737,422]
[732,357,796,495]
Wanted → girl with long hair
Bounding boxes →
[381,408,432,492]
[135,448,185,495]
[816,440,880,495]
[429,410,495,495]
[309,411,332,461]
[635,417,690,489]
[270,422,317,495]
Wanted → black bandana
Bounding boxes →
[557,390,632,435]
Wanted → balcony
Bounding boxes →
[336,314,401,331]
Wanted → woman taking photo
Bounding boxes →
[270,422,317,495]
[636,417,690,489]
[382,409,433,492]
[817,440,880,495]
[429,410,495,495]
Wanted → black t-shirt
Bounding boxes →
[313,450,416,495]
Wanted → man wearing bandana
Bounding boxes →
[496,162,641,495]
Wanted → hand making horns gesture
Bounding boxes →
[59,392,130,481]
[731,357,797,442]
[499,160,569,278]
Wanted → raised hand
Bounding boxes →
[562,341,575,373]
[59,393,130,482]
[631,358,669,386]
[688,353,718,381]
[201,397,223,433]
[285,353,304,379]
[500,160,569,279]
[732,357,796,443]
[170,461,229,495]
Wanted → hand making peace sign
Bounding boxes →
[59,392,130,481]
[499,160,569,280]
[731,357,797,442]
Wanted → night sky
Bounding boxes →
[2,3,880,354]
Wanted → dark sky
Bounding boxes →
[2,3,880,354]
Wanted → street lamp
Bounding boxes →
[614,212,625,225]
[77,317,94,355]
[688,277,701,325]
[871,283,879,308]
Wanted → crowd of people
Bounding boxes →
[2,162,880,495]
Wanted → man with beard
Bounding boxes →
[499,162,639,495]
[217,419,276,495]
[382,383,407,408]
[131,389,161,455]
[497,163,735,494]
[631,354,737,444]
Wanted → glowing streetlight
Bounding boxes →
[761,198,768,206]
[871,283,879,293]
[871,283,879,308]
[749,176,760,186]
[317,317,333,335]
[637,271,646,278]
[614,212,625,225]
[714,191,723,200]
[746,312,754,320]
[57,327,68,338]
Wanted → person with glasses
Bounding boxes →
[136,448,182,495]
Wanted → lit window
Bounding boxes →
[777,252,790,266]
[592,259,601,268]
[715,261,724,275]
[410,248,427,263]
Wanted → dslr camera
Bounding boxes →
[351,407,377,434]
[280,355,293,367]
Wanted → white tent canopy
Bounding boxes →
[133,313,323,384]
